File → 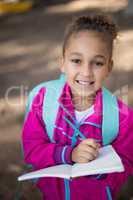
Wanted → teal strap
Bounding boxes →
[64,179,70,200]
[106,186,113,200]
[72,129,79,148]
[24,74,66,142]
[59,102,76,124]
[95,174,103,179]
[64,116,86,140]
[80,121,101,128]
[42,74,66,142]
[25,82,45,121]
[64,117,88,147]
[23,74,71,200]
[64,116,102,147]
[102,87,119,146]
[42,74,71,200]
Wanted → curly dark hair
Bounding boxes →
[62,14,118,56]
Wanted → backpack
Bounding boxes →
[26,73,119,146]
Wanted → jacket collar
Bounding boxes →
[58,82,103,122]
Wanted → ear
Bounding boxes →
[60,56,65,73]
[108,59,113,73]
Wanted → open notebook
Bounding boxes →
[18,145,124,181]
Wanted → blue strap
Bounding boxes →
[80,121,101,128]
[25,82,45,121]
[64,117,82,147]
[23,74,70,200]
[59,102,76,124]
[102,87,119,146]
[42,74,66,142]
[25,74,66,142]
[64,116,86,140]
[42,74,71,200]
[106,186,113,200]
[64,115,102,147]
[64,179,70,200]
[71,124,80,148]
[95,174,103,180]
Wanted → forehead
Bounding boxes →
[65,31,110,57]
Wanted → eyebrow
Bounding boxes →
[69,52,82,56]
[94,55,106,59]
[69,52,106,59]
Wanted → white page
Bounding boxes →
[18,164,72,181]
[71,145,124,178]
[18,145,124,181]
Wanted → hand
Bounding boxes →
[71,139,101,163]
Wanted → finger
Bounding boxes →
[79,151,96,162]
[80,154,94,162]
[80,144,99,157]
[82,139,100,150]
[77,156,89,163]
[85,145,99,158]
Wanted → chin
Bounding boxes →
[73,88,96,97]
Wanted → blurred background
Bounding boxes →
[0,0,133,199]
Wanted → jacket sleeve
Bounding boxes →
[22,87,73,170]
[103,100,133,199]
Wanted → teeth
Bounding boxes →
[79,81,89,85]
[76,80,93,85]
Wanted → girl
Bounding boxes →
[22,14,133,200]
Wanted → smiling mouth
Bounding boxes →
[76,80,95,86]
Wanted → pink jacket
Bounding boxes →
[22,82,133,200]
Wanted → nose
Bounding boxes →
[80,63,93,77]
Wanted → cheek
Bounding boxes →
[65,69,75,82]
[66,66,78,77]
[94,69,108,82]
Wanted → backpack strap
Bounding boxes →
[102,87,119,146]
[25,73,66,142]
[25,82,45,120]
[42,73,66,142]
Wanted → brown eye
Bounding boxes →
[92,61,104,67]
[96,62,103,66]
[71,59,81,64]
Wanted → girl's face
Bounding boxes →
[61,31,113,98]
